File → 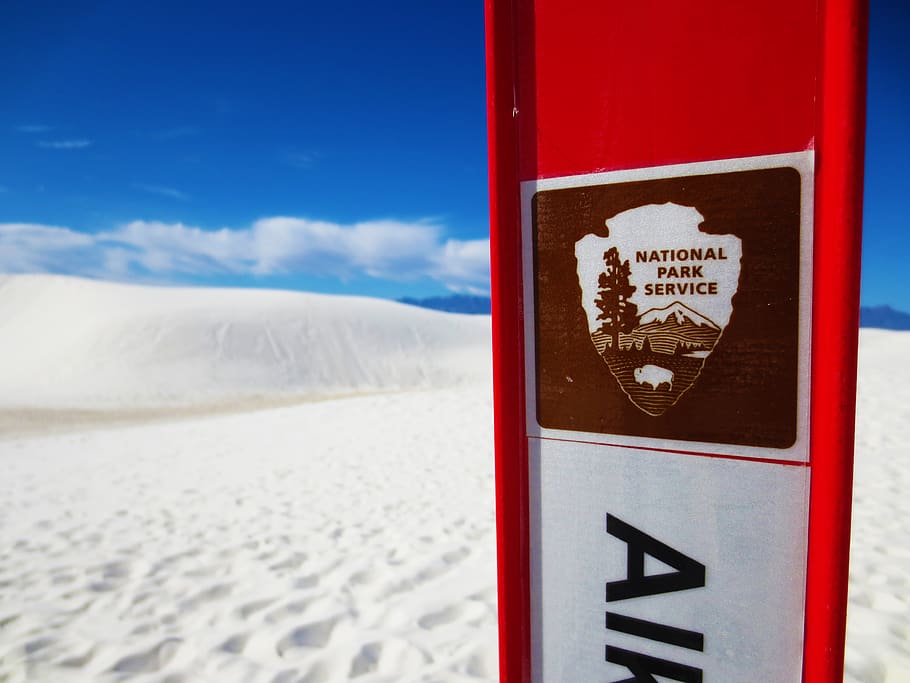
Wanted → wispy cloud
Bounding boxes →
[132,183,190,201]
[286,151,319,169]
[15,124,52,134]
[37,139,92,150]
[0,217,490,293]
[154,126,199,140]
[429,238,492,295]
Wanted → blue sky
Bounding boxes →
[862,0,909,308]
[0,0,906,307]
[0,1,489,298]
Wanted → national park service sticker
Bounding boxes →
[575,203,742,417]
[528,154,812,450]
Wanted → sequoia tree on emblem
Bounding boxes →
[575,203,743,416]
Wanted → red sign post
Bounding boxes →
[486,1,866,681]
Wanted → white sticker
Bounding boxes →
[529,439,810,682]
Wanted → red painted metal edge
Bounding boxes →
[532,436,812,468]
[804,1,868,681]
[485,1,531,682]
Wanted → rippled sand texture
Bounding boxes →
[845,330,910,683]
[0,387,497,683]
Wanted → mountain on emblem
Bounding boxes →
[575,203,742,416]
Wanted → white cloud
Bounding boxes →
[430,238,492,293]
[0,223,95,273]
[0,217,490,293]
[132,183,190,201]
[251,218,443,280]
[37,139,92,150]
[99,221,254,275]
[15,124,52,134]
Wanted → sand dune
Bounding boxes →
[0,275,490,411]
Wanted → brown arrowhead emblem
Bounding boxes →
[575,203,742,416]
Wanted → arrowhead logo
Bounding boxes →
[575,203,742,416]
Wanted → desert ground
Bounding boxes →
[0,276,906,682]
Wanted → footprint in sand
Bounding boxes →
[219,633,249,655]
[293,573,320,590]
[348,567,382,586]
[348,639,429,678]
[276,617,340,656]
[264,599,312,624]
[178,583,233,612]
[101,560,132,579]
[111,638,182,673]
[270,552,308,572]
[271,669,301,683]
[0,613,21,630]
[414,548,470,584]
[235,597,277,619]
[297,660,335,683]
[24,637,55,656]
[418,604,469,630]
[59,645,96,668]
[442,547,470,565]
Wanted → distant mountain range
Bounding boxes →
[860,305,910,331]
[398,297,910,330]
[398,295,491,315]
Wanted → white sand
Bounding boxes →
[844,329,910,683]
[0,387,497,683]
[0,275,491,411]
[0,277,906,681]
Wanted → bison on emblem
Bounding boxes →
[633,365,674,391]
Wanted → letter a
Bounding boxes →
[606,646,702,683]
[606,514,705,602]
